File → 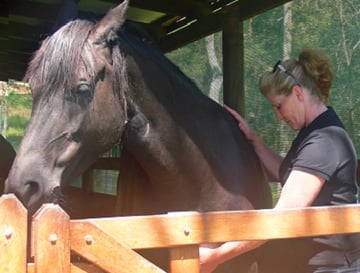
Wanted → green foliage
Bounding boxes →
[4,91,32,150]
[167,39,211,94]
[166,32,223,96]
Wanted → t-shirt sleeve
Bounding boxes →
[292,127,345,181]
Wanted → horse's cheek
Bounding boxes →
[56,142,81,167]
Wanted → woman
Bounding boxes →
[200,48,360,273]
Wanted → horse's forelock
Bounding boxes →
[25,20,96,98]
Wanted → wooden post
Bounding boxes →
[169,245,200,273]
[0,194,27,273]
[32,203,70,273]
[223,5,245,115]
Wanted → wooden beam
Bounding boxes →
[70,221,165,273]
[0,1,8,18]
[223,5,245,114]
[238,0,292,20]
[5,61,29,72]
[6,22,50,40]
[8,2,59,23]
[158,10,224,52]
[158,0,293,53]
[28,263,105,273]
[170,245,200,273]
[76,204,360,249]
[6,38,40,54]
[0,70,25,81]
[102,0,212,17]
[2,54,31,69]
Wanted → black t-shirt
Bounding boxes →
[280,107,358,205]
[276,107,360,267]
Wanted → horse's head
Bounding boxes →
[5,1,130,212]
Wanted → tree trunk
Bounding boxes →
[205,34,223,103]
[276,2,293,191]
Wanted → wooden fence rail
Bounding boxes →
[1,193,360,273]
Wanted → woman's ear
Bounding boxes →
[293,85,304,101]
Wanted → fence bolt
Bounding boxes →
[85,234,94,245]
[49,233,58,245]
[4,227,13,240]
[184,227,191,236]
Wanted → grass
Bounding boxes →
[1,90,32,150]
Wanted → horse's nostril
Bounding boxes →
[25,181,40,197]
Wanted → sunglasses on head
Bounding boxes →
[272,60,301,86]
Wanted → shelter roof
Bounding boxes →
[1,0,291,82]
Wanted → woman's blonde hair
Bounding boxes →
[259,48,333,104]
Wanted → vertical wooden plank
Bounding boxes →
[223,5,245,115]
[0,194,27,273]
[169,246,200,273]
[32,203,70,273]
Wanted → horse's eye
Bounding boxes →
[72,82,94,106]
[76,83,91,94]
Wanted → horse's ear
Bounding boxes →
[89,0,129,45]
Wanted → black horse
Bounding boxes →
[0,135,16,194]
[5,1,271,271]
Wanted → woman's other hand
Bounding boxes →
[199,245,221,273]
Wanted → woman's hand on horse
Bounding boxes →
[223,104,257,142]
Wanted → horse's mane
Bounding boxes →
[24,20,95,99]
[119,24,208,106]
[24,17,206,107]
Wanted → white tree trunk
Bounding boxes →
[205,34,223,103]
[275,2,293,191]
[0,82,9,137]
[279,2,293,157]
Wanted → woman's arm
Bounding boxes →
[199,170,326,273]
[199,241,265,273]
[275,170,325,208]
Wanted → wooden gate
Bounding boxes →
[1,193,360,273]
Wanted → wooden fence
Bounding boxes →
[1,193,360,273]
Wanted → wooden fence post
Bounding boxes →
[32,203,70,273]
[170,245,200,273]
[0,194,27,273]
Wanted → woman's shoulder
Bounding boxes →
[299,107,348,141]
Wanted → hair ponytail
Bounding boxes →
[298,48,333,103]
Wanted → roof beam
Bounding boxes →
[102,0,213,17]
[8,1,59,23]
[158,0,292,52]
[237,0,291,20]
[0,0,293,82]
